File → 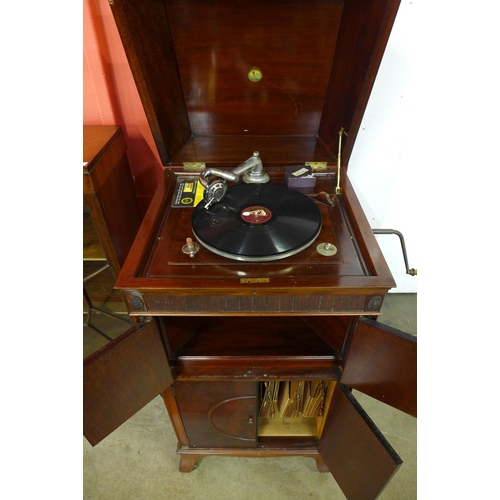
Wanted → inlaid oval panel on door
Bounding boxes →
[174,381,258,448]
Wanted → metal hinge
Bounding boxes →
[305,162,328,172]
[183,162,206,172]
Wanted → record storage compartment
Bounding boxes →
[172,379,337,451]
[162,315,345,450]
[159,314,392,475]
[257,380,334,440]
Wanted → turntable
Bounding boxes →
[190,152,322,262]
[192,182,322,262]
[85,2,416,498]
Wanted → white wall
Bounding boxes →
[348,0,419,293]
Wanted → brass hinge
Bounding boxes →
[240,278,270,284]
[183,162,206,172]
[305,162,328,172]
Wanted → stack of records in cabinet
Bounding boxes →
[259,381,330,420]
[303,381,330,418]
[259,381,280,419]
[278,381,305,418]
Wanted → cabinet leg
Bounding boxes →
[179,455,197,473]
[314,455,329,473]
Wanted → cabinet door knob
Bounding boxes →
[248,416,254,424]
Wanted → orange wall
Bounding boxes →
[83,0,163,213]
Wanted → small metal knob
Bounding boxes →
[248,416,254,424]
[316,242,338,256]
[182,237,199,257]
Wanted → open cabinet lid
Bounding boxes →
[109,0,401,167]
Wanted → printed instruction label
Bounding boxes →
[172,177,205,207]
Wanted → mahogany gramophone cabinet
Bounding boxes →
[83,1,416,499]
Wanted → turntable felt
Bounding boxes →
[192,184,322,262]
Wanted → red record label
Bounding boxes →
[240,206,272,224]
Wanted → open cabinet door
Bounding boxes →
[84,318,174,446]
[341,317,417,417]
[318,383,402,500]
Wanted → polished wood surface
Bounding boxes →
[168,316,342,380]
[318,384,402,500]
[83,126,142,273]
[83,125,121,172]
[83,319,173,445]
[302,316,354,355]
[146,177,362,278]
[174,381,257,448]
[109,0,400,167]
[115,168,395,316]
[319,0,401,161]
[166,0,342,137]
[82,2,414,498]
[109,0,191,164]
[341,317,417,417]
[171,136,336,166]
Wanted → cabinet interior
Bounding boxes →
[162,315,343,443]
[258,380,336,439]
[160,316,347,379]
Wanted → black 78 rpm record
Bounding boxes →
[192,183,322,261]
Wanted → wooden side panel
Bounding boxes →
[84,319,174,445]
[301,316,352,354]
[341,317,417,417]
[95,152,143,267]
[109,0,192,164]
[318,0,401,162]
[318,384,402,500]
[83,126,142,272]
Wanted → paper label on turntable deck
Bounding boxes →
[291,167,309,177]
[172,177,205,207]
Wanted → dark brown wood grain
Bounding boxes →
[115,170,395,315]
[318,0,401,162]
[107,0,400,168]
[83,125,121,173]
[109,0,191,164]
[161,387,190,447]
[171,136,336,166]
[174,381,257,448]
[341,317,417,417]
[169,316,342,379]
[166,0,343,137]
[88,2,412,497]
[301,316,354,354]
[83,126,142,272]
[83,319,173,445]
[318,384,402,500]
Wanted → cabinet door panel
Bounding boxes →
[318,384,402,500]
[84,319,174,445]
[174,381,257,448]
[341,317,417,417]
